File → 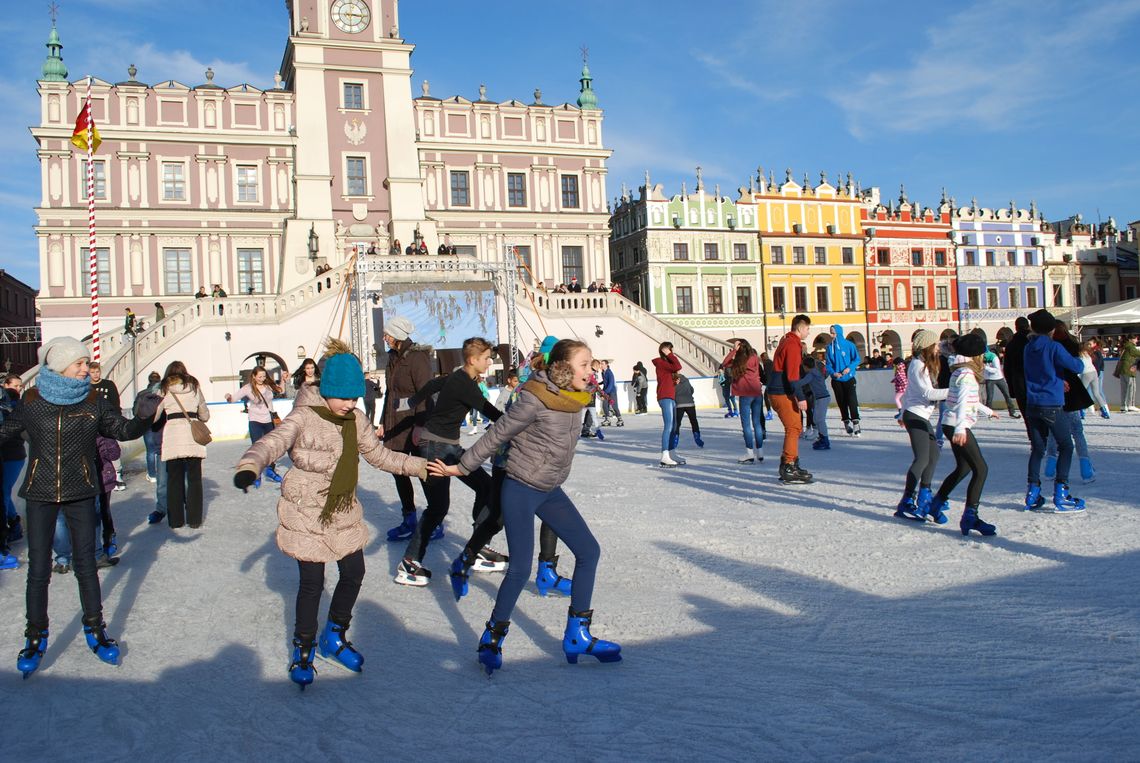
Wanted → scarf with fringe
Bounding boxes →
[310,406,358,525]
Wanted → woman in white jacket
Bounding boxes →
[894,330,949,522]
[1079,340,1110,419]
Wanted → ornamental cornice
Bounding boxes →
[195,154,229,163]
[115,151,150,159]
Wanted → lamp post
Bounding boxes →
[307,225,319,260]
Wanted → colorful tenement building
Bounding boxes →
[1042,215,1120,312]
[862,187,957,357]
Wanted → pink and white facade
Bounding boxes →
[31,0,610,354]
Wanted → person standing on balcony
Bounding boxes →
[653,342,683,467]
[156,361,210,530]
[123,308,137,339]
[154,302,165,323]
[379,316,435,542]
[825,324,862,437]
[567,276,582,293]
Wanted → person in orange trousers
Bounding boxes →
[768,314,814,484]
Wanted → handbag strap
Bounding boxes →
[170,390,193,418]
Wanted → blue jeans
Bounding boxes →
[156,452,168,514]
[738,396,765,448]
[659,399,676,451]
[1026,405,1073,485]
[2,458,23,521]
[1046,410,1089,460]
[249,420,277,470]
[492,478,600,622]
[721,383,736,414]
[812,397,830,439]
[53,497,106,563]
[143,430,162,479]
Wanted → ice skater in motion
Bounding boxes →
[916,333,1001,536]
[233,339,437,690]
[894,330,949,522]
[431,339,621,675]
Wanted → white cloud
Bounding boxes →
[831,0,1140,138]
[77,42,267,89]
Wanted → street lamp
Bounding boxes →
[307,225,319,260]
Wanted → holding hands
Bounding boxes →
[426,459,461,478]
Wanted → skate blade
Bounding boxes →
[315,651,362,673]
[471,561,507,573]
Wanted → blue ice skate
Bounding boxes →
[1052,483,1086,513]
[563,608,621,665]
[535,555,573,596]
[317,621,363,673]
[17,629,47,679]
[960,506,996,537]
[477,619,510,676]
[1025,483,1045,511]
[82,619,120,666]
[289,637,316,689]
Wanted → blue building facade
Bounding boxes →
[953,200,1045,341]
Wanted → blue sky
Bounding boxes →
[4,0,1140,289]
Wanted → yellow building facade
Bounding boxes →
[744,172,868,353]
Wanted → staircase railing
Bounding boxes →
[513,282,729,375]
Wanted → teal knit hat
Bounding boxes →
[319,339,366,398]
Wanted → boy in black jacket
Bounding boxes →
[394,338,503,586]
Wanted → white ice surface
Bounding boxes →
[1,409,1137,761]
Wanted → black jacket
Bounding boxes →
[1002,329,1030,402]
[0,389,25,462]
[0,389,150,503]
[92,379,121,412]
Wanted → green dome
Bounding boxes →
[576,63,598,110]
[41,25,68,81]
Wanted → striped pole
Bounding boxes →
[86,75,99,362]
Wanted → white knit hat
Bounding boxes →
[38,336,89,373]
[384,316,415,342]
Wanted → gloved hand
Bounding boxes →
[234,469,258,492]
[134,392,162,422]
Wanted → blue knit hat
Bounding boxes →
[539,335,559,362]
[319,340,366,398]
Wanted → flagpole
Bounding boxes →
[85,74,99,363]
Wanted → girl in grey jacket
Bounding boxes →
[437,339,622,675]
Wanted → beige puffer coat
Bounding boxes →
[158,382,210,461]
[236,384,428,563]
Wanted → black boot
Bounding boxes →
[792,458,813,482]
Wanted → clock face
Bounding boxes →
[332,0,370,33]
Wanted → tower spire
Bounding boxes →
[41,6,68,82]
[576,45,598,110]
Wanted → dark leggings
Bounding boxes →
[492,478,600,622]
[902,411,941,494]
[936,425,988,507]
[670,406,700,437]
[26,498,102,631]
[166,457,203,528]
[406,441,491,562]
[295,549,365,639]
[391,443,426,518]
[465,466,561,562]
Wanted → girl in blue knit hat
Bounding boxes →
[233,339,441,689]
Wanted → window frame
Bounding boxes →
[506,172,527,208]
[733,242,748,261]
[673,242,689,261]
[703,242,719,261]
[236,164,259,203]
[986,287,999,309]
[81,159,107,200]
[814,246,827,265]
[676,285,693,314]
[912,285,926,309]
[561,245,584,284]
[935,285,949,309]
[707,285,723,314]
[841,246,854,265]
[911,249,923,267]
[792,246,806,265]
[770,245,785,265]
[877,284,892,310]
[736,285,752,313]
[771,286,786,313]
[345,155,369,197]
[560,174,580,208]
[163,247,193,295]
[843,285,857,311]
[95,247,111,295]
[816,285,829,312]
[342,82,364,111]
[793,285,808,312]
[237,248,265,295]
[161,160,188,202]
[449,170,470,207]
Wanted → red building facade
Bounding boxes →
[861,190,958,358]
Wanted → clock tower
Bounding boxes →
[280,0,433,283]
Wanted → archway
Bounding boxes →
[240,351,291,391]
[846,330,866,360]
[879,329,902,360]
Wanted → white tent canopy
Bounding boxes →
[1058,297,1140,328]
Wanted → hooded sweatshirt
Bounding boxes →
[1023,333,1084,407]
[824,325,861,382]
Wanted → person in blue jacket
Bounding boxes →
[598,359,623,427]
[825,324,862,436]
[1022,309,1087,513]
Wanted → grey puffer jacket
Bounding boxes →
[458,371,583,492]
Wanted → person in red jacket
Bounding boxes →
[769,314,813,483]
[652,342,683,466]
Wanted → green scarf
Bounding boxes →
[310,407,359,525]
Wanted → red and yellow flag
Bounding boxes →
[70,102,102,153]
